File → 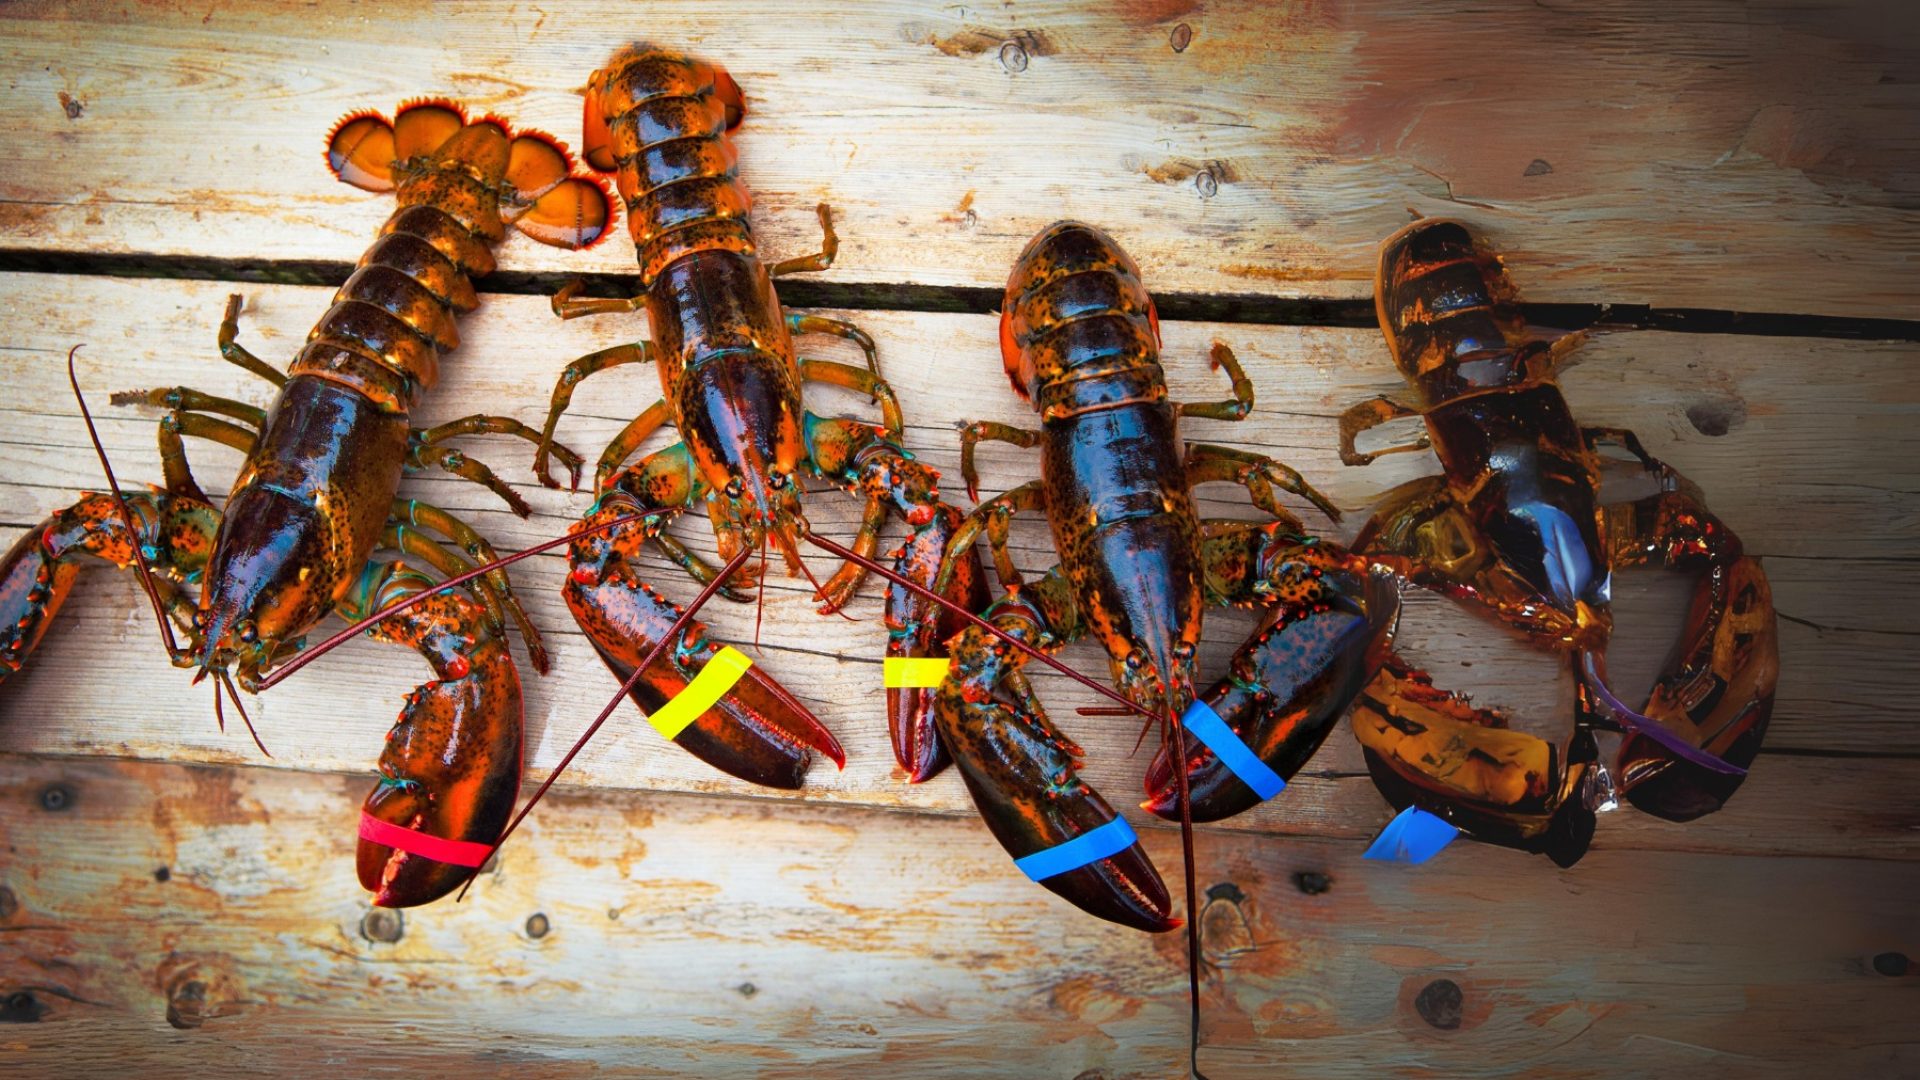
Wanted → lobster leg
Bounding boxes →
[593,399,671,496]
[217,293,289,388]
[958,421,1041,502]
[387,499,550,675]
[1600,460,1776,821]
[789,313,877,377]
[548,278,642,320]
[1183,442,1342,524]
[533,341,654,489]
[804,411,989,781]
[934,567,1177,932]
[568,453,845,788]
[1337,394,1429,467]
[343,558,524,908]
[2,491,218,683]
[947,480,1048,591]
[1174,342,1254,422]
[792,358,906,609]
[414,414,586,502]
[1142,524,1399,822]
[767,203,838,277]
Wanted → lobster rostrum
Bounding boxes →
[0,100,613,907]
[531,44,986,789]
[931,222,1400,933]
[1338,218,1778,860]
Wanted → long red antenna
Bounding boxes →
[254,510,672,691]
[456,543,755,901]
[68,346,179,657]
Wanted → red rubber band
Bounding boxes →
[358,811,495,868]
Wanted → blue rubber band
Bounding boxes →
[1362,805,1459,865]
[1180,699,1286,801]
[1013,816,1139,882]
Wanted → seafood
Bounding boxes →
[530,44,986,789]
[931,222,1399,932]
[0,100,613,907]
[1338,218,1778,860]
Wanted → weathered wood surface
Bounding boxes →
[2,754,1914,1079]
[2,1,1917,316]
[1,273,1913,865]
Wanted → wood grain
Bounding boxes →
[1,1,1916,316]
[0,273,1912,862]
[2,754,1915,1078]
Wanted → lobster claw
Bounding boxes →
[1143,559,1399,823]
[357,626,523,908]
[935,682,1177,933]
[884,504,989,782]
[566,561,844,790]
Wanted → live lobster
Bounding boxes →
[0,99,612,907]
[525,44,988,790]
[930,221,1400,931]
[1338,217,1779,860]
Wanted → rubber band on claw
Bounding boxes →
[359,811,496,868]
[1013,816,1139,882]
[883,656,950,688]
[1361,805,1458,865]
[1181,699,1286,800]
[647,646,753,739]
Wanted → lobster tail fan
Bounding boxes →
[393,99,469,162]
[512,174,616,250]
[325,110,397,192]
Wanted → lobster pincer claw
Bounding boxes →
[355,578,524,908]
[565,515,844,789]
[1143,561,1400,823]
[937,681,1177,933]
[884,502,989,782]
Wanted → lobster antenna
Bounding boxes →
[67,346,180,658]
[455,543,755,902]
[219,669,271,758]
[254,510,672,691]
[799,532,1162,724]
[754,530,769,649]
[1168,698,1208,1080]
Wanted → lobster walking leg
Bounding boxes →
[532,342,654,488]
[386,499,550,675]
[766,203,838,277]
[217,294,289,388]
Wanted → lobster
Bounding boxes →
[1337,217,1778,861]
[527,44,987,790]
[929,222,1400,934]
[0,99,613,908]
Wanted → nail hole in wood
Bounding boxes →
[361,908,404,944]
[1872,951,1912,977]
[1414,978,1464,1030]
[525,913,550,939]
[1170,23,1193,52]
[38,783,74,812]
[1294,870,1332,895]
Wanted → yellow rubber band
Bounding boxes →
[648,646,753,740]
[884,656,951,688]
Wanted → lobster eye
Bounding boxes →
[725,478,744,498]
[1125,652,1143,669]
[1173,642,1195,661]
[768,470,790,490]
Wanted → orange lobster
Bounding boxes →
[0,100,612,907]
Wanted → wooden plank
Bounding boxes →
[2,1,1916,317]
[0,273,1914,861]
[1,754,1915,1078]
